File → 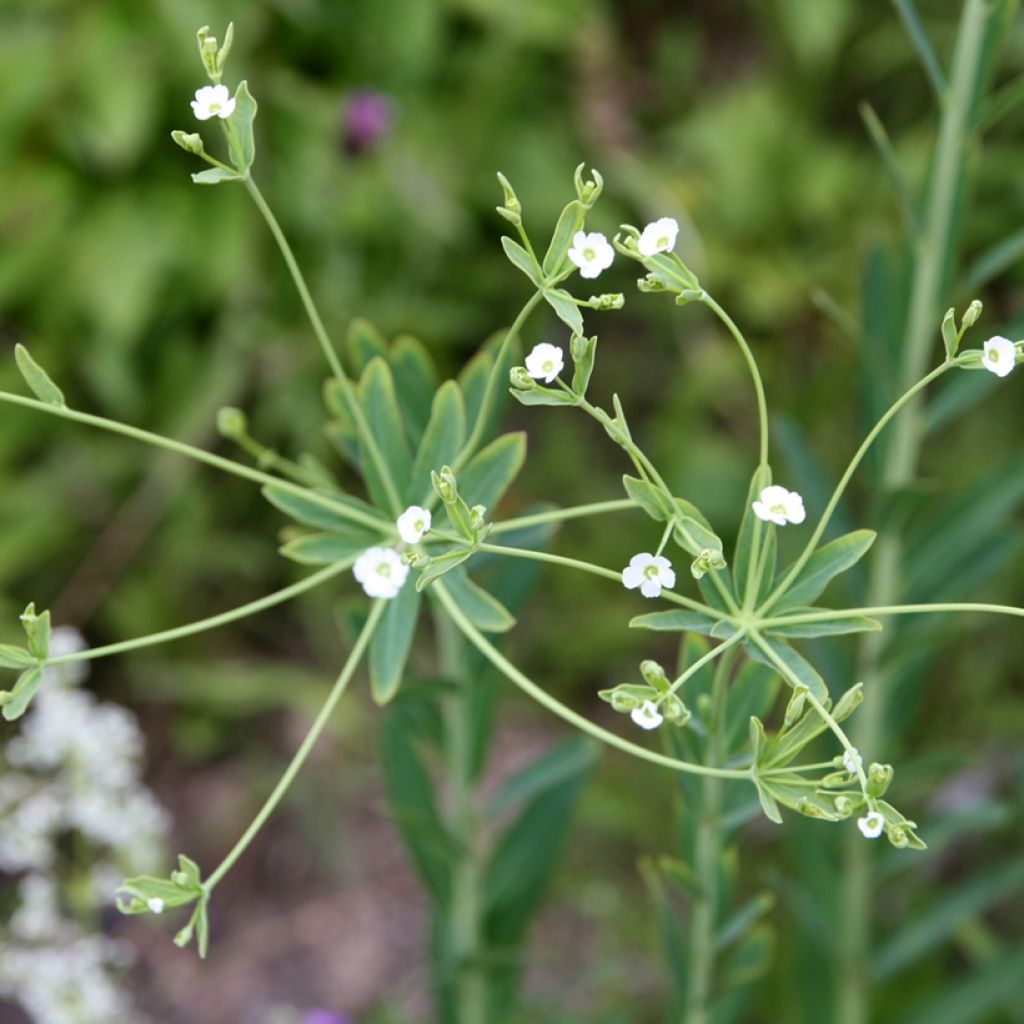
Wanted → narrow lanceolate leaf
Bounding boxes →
[228,80,257,172]
[0,644,35,669]
[279,531,377,565]
[441,568,515,633]
[623,475,674,522]
[390,335,438,446]
[15,345,65,407]
[408,381,466,504]
[191,166,243,185]
[358,357,413,508]
[541,199,586,277]
[262,485,380,533]
[543,287,585,335]
[765,614,882,638]
[501,236,542,285]
[773,529,877,612]
[510,387,576,407]
[416,548,474,591]
[732,466,772,604]
[486,736,596,817]
[370,580,421,704]
[747,636,828,704]
[940,306,959,359]
[2,666,44,721]
[629,609,719,635]
[459,432,526,512]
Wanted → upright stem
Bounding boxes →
[685,645,740,1024]
[838,4,989,1022]
[436,611,487,1024]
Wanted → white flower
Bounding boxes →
[637,217,680,257]
[843,748,863,774]
[752,485,806,526]
[981,335,1016,378]
[857,811,885,839]
[353,546,409,599]
[524,343,564,384]
[397,506,431,544]
[146,898,164,914]
[631,700,664,730]
[191,84,236,121]
[567,230,614,279]
[621,552,676,599]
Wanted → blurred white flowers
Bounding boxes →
[752,485,806,526]
[857,811,885,839]
[622,553,676,599]
[353,546,409,599]
[567,231,614,279]
[524,343,564,384]
[637,217,679,257]
[630,700,664,730]
[981,335,1016,377]
[843,748,863,774]
[397,506,431,544]
[191,83,235,120]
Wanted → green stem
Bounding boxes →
[475,542,725,617]
[243,177,404,516]
[489,499,636,534]
[435,581,749,780]
[759,361,952,617]
[205,598,385,891]
[0,390,388,533]
[47,559,355,665]
[761,602,1024,628]
[664,631,744,702]
[685,645,741,1024]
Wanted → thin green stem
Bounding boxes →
[205,599,385,891]
[0,390,388,533]
[762,602,1024,627]
[489,499,636,534]
[759,361,952,617]
[702,294,770,472]
[243,177,403,516]
[435,581,749,780]
[475,543,725,617]
[47,559,355,665]
[663,631,744,702]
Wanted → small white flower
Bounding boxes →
[637,217,680,257]
[631,700,664,730]
[146,898,165,914]
[981,335,1016,378]
[621,553,676,599]
[843,748,863,774]
[191,84,236,121]
[752,485,806,526]
[397,506,431,544]
[567,230,614,279]
[524,343,564,384]
[353,546,409,599]
[857,811,885,839]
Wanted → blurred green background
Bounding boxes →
[1,0,1023,1021]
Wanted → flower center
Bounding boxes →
[643,565,660,579]
[770,503,786,515]
[657,235,669,248]
[583,247,595,261]
[376,563,392,578]
[990,348,1001,362]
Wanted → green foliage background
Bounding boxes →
[1,0,1022,1020]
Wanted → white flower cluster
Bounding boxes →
[0,628,169,1024]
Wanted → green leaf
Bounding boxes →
[673,513,724,559]
[543,287,584,335]
[370,580,421,704]
[765,614,882,638]
[262,485,380,533]
[541,200,586,277]
[190,166,243,185]
[754,779,784,824]
[570,334,596,396]
[358,357,413,508]
[459,432,526,512]
[416,548,474,591]
[940,306,958,359]
[748,636,828,703]
[899,949,1024,1024]
[2,666,44,721]
[773,530,877,612]
[623,474,674,521]
[510,386,576,407]
[390,334,438,446]
[716,891,776,951]
[487,736,596,817]
[346,318,389,376]
[408,381,466,505]
[278,531,377,565]
[732,466,771,604]
[14,344,65,407]
[440,568,515,633]
[501,236,541,285]
[629,609,719,635]
[228,80,257,172]
[0,644,35,669]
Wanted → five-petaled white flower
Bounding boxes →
[981,335,1016,378]
[843,748,863,774]
[567,231,614,279]
[622,552,676,599]
[857,811,885,839]
[147,898,165,914]
[191,84,236,121]
[752,485,806,526]
[353,546,409,599]
[631,700,664,730]
[525,342,564,384]
[397,506,431,544]
[637,217,680,257]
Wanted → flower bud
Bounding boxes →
[783,688,806,727]
[509,366,536,391]
[797,797,829,819]
[588,293,624,311]
[961,298,983,330]
[637,274,668,293]
[496,171,522,219]
[431,466,459,505]
[833,796,855,818]
[832,682,863,723]
[171,130,206,155]
[469,505,487,531]
[402,551,429,567]
[690,548,726,580]
[640,660,670,692]
[573,163,603,206]
[662,695,691,727]
[216,406,248,440]
[866,762,893,798]
[196,26,221,81]
[888,826,909,849]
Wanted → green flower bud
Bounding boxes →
[171,130,206,155]
[573,163,603,206]
[469,505,487,531]
[961,298,983,330]
[402,551,429,567]
[637,274,668,293]
[866,762,893,798]
[832,682,864,723]
[216,406,248,440]
[833,795,856,818]
[662,695,691,727]
[640,660,670,692]
[588,293,624,311]
[20,603,50,661]
[431,466,459,505]
[888,825,909,849]
[690,548,726,580]
[496,171,522,220]
[783,688,807,727]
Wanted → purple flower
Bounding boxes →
[343,90,394,155]
[304,1011,351,1024]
